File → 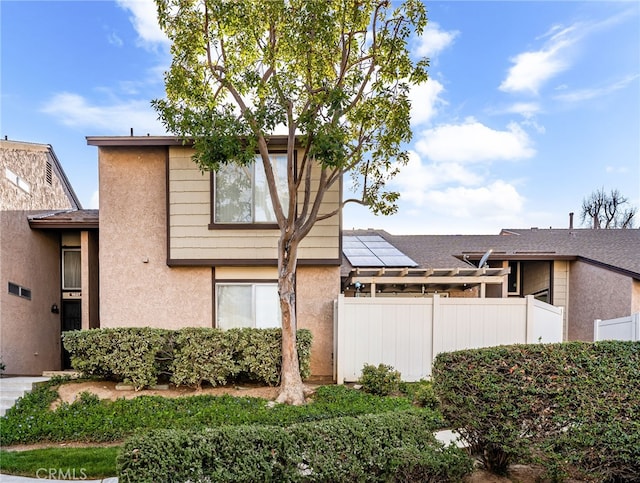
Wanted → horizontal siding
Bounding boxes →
[168,146,340,262]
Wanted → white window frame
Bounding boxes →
[213,154,289,225]
[216,283,281,330]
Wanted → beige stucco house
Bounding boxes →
[86,136,341,378]
[0,140,98,375]
[342,228,640,341]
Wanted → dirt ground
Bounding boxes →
[8,381,556,482]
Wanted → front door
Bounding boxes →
[62,300,81,369]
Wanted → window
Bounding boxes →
[216,283,281,329]
[213,154,289,225]
[5,167,30,193]
[8,282,31,300]
[508,261,520,295]
[62,249,81,290]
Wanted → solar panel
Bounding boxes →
[342,235,417,268]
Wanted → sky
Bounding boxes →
[1,0,639,235]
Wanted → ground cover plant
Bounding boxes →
[0,380,419,446]
[0,446,118,479]
[433,340,640,482]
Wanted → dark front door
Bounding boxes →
[62,300,81,369]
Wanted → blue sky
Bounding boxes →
[1,0,638,234]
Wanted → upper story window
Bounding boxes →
[5,167,30,193]
[212,154,289,226]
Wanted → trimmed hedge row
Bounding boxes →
[117,410,473,482]
[63,327,312,390]
[432,341,640,481]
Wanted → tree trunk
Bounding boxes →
[275,233,306,405]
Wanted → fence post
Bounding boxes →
[525,295,535,343]
[334,296,344,384]
[634,313,640,342]
[593,319,601,342]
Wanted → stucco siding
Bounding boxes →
[168,146,340,262]
[98,146,212,329]
[296,266,340,377]
[568,260,632,341]
[633,279,640,315]
[0,141,74,211]
[0,211,62,374]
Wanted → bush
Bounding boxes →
[234,328,312,385]
[62,327,312,389]
[63,328,171,389]
[117,410,472,482]
[358,363,402,396]
[432,341,640,480]
[400,379,439,410]
[170,328,237,388]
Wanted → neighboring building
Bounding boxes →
[86,136,341,378]
[342,228,640,341]
[0,140,98,375]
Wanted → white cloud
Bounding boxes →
[553,74,640,103]
[116,0,169,48]
[409,79,446,126]
[392,152,483,206]
[414,118,535,163]
[414,22,459,59]
[423,181,525,220]
[42,92,166,135]
[499,24,580,95]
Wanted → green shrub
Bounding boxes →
[63,328,171,389]
[234,328,312,385]
[170,328,237,388]
[432,341,640,479]
[400,379,439,410]
[62,327,312,389]
[358,363,401,396]
[117,410,472,482]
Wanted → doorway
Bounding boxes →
[62,300,81,369]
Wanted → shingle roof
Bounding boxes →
[28,209,99,229]
[342,228,640,279]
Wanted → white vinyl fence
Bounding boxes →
[594,313,640,341]
[334,294,563,383]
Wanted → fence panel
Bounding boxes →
[335,295,563,383]
[594,313,640,341]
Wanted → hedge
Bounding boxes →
[117,410,472,482]
[63,327,312,390]
[432,341,640,481]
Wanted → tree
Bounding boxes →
[580,188,636,229]
[153,0,429,404]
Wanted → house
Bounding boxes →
[85,136,341,379]
[341,227,640,341]
[0,139,98,375]
[4,136,637,378]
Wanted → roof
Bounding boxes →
[28,209,99,229]
[86,135,297,148]
[342,228,640,280]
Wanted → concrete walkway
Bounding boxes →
[0,377,50,417]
